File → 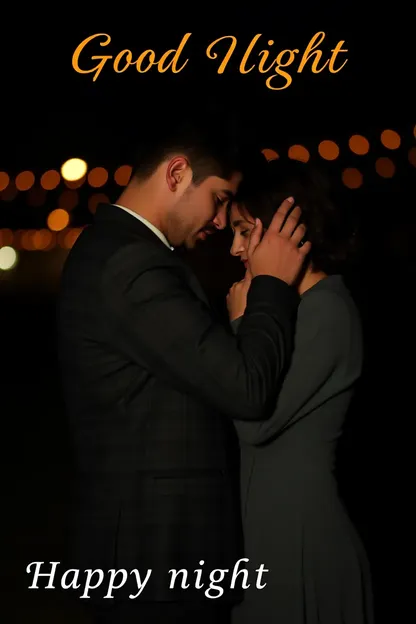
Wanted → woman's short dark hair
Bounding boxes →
[235,157,360,275]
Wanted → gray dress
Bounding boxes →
[231,275,374,624]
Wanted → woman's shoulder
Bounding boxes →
[298,275,362,336]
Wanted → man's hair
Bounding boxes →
[234,157,361,275]
[131,111,247,185]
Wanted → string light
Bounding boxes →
[380,129,400,150]
[318,140,339,160]
[348,135,370,155]
[288,145,310,162]
[342,168,363,189]
[0,246,18,270]
[375,157,395,178]
[262,148,279,161]
[0,124,414,255]
[61,158,87,181]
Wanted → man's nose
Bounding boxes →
[212,204,228,230]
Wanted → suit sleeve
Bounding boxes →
[100,244,299,421]
[231,290,351,441]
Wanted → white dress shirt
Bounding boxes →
[112,204,174,251]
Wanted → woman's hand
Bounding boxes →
[226,269,252,322]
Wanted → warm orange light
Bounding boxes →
[342,168,363,189]
[63,228,83,249]
[88,167,109,188]
[32,229,53,250]
[15,170,35,191]
[65,176,86,189]
[0,229,13,247]
[41,170,61,190]
[19,230,34,250]
[47,208,70,231]
[0,171,10,191]
[288,145,310,162]
[380,129,400,150]
[408,147,416,167]
[318,140,339,160]
[114,165,132,186]
[348,135,370,155]
[375,157,395,178]
[261,148,279,162]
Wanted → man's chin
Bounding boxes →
[186,231,207,249]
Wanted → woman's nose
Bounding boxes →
[230,237,243,257]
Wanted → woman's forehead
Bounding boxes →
[230,203,253,224]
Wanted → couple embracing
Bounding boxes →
[58,114,373,623]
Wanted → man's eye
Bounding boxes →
[241,230,249,238]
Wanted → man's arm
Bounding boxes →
[231,290,358,443]
[100,244,299,421]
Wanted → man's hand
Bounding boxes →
[226,269,252,322]
[248,197,311,285]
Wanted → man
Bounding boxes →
[57,116,310,623]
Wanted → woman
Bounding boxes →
[227,158,373,623]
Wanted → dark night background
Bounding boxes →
[1,8,414,622]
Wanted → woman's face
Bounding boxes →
[229,203,256,270]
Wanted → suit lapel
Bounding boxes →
[171,250,212,309]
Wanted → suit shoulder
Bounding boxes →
[101,239,182,291]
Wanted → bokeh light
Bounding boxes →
[0,230,14,247]
[114,165,132,186]
[0,171,10,191]
[318,140,339,160]
[15,171,35,191]
[1,181,17,201]
[348,135,370,155]
[408,147,416,167]
[47,209,70,231]
[375,157,395,178]
[261,148,279,162]
[41,170,61,190]
[0,246,18,270]
[88,167,108,188]
[61,158,88,182]
[288,145,310,162]
[342,168,363,189]
[380,129,400,150]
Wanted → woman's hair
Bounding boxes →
[234,156,360,275]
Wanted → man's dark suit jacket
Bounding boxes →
[57,203,299,605]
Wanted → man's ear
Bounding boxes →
[166,156,191,191]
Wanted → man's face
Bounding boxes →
[168,171,242,249]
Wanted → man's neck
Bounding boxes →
[116,184,165,233]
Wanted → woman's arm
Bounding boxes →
[231,289,361,444]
